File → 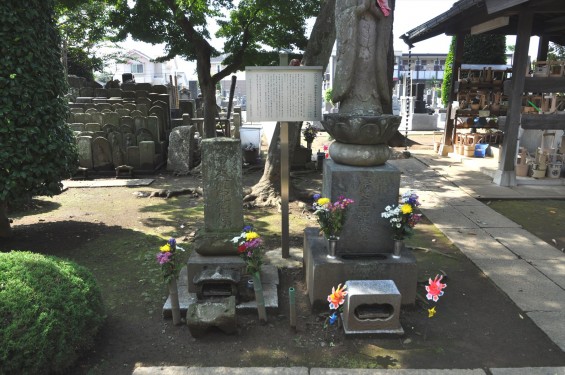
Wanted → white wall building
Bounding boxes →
[112,49,190,86]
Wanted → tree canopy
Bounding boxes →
[107,0,320,137]
[56,0,117,80]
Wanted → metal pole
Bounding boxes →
[281,121,290,258]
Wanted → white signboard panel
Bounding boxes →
[246,66,323,122]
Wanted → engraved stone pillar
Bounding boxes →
[194,138,244,255]
[322,160,400,255]
[77,136,93,169]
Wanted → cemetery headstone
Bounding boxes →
[167,125,195,175]
[193,138,243,255]
[139,141,156,170]
[92,137,113,170]
[77,136,93,169]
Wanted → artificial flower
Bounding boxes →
[328,283,348,310]
[317,197,331,206]
[328,312,338,325]
[159,244,171,252]
[428,306,437,318]
[425,274,447,302]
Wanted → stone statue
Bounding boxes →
[333,0,393,116]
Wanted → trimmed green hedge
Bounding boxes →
[0,251,105,374]
[0,0,78,204]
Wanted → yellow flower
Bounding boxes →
[428,306,436,318]
[401,203,413,214]
[245,231,260,241]
[160,244,171,252]
[317,197,331,206]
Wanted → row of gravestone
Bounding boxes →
[77,134,161,172]
[68,104,169,142]
[74,121,165,172]
[68,84,202,173]
[77,83,169,99]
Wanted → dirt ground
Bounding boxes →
[2,135,565,374]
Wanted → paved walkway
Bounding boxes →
[135,150,565,375]
[390,150,565,355]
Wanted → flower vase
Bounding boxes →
[326,236,339,259]
[252,271,267,323]
[168,277,182,325]
[393,239,404,259]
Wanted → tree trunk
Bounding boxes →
[244,121,303,206]
[0,200,12,238]
[302,0,336,71]
[245,0,337,207]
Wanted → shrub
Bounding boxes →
[1,0,79,236]
[0,251,105,374]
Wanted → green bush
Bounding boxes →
[0,0,78,204]
[324,88,333,104]
[0,251,105,374]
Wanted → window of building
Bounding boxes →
[131,64,144,74]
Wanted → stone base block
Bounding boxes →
[187,296,237,338]
[303,228,417,309]
[322,160,400,254]
[341,280,403,335]
[186,252,246,293]
[162,265,280,319]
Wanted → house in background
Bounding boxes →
[112,49,189,86]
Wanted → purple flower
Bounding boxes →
[243,225,253,232]
[168,238,176,247]
[156,251,172,265]
[246,238,263,249]
[313,193,321,201]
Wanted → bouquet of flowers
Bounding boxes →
[156,238,184,283]
[232,225,263,274]
[381,191,422,240]
[324,283,347,328]
[232,225,267,322]
[302,123,318,144]
[313,194,354,239]
[156,238,185,324]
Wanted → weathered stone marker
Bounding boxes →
[193,138,243,255]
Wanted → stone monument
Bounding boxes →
[179,138,279,336]
[304,0,417,310]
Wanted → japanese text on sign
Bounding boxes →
[246,66,323,122]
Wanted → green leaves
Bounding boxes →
[0,0,78,203]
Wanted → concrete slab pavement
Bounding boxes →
[389,150,565,352]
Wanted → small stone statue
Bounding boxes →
[333,0,393,116]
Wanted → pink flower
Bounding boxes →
[156,251,172,265]
[425,275,446,302]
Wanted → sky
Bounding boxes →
[117,0,540,78]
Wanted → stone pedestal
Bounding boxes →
[322,160,400,255]
[303,228,417,308]
[341,280,403,335]
[186,252,245,294]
